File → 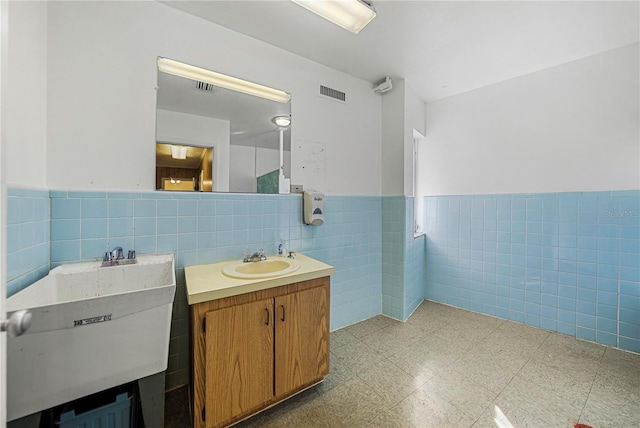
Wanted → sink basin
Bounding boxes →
[6,254,176,422]
[222,258,300,279]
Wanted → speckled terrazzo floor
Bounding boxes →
[164,300,640,427]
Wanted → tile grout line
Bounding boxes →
[576,345,607,425]
[468,328,551,427]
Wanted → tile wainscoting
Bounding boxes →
[424,190,640,353]
[11,190,381,389]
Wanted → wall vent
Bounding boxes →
[319,85,346,102]
[193,80,216,93]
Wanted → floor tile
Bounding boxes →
[367,407,414,428]
[357,359,425,407]
[342,315,394,338]
[166,300,640,428]
[450,352,528,394]
[394,384,476,428]
[386,334,467,384]
[330,339,384,375]
[579,383,640,428]
[531,332,605,383]
[432,318,497,347]
[460,310,507,329]
[473,400,567,428]
[163,386,191,428]
[368,314,401,329]
[419,367,498,420]
[595,348,640,393]
[359,322,428,357]
[495,320,552,343]
[329,327,357,351]
[404,308,453,334]
[496,372,584,427]
[315,377,388,427]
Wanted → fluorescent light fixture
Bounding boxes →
[291,0,376,34]
[157,57,291,103]
[272,116,291,128]
[171,145,187,160]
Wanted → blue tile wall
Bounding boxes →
[6,188,50,297]
[382,197,405,319]
[47,190,382,389]
[382,196,426,320]
[404,198,426,319]
[424,190,640,353]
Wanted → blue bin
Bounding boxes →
[56,392,133,428]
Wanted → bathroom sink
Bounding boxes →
[222,258,300,279]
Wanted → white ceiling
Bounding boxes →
[161,1,639,103]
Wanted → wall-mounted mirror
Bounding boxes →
[155,59,291,193]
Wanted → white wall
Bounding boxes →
[229,145,256,193]
[46,1,381,196]
[5,1,47,188]
[381,80,405,196]
[381,79,426,197]
[229,145,290,193]
[421,44,640,196]
[156,109,230,192]
[256,147,289,178]
[404,81,426,197]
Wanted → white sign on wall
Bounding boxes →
[293,140,326,192]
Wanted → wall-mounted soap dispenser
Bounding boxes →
[303,191,324,226]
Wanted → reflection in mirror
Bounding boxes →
[155,59,291,193]
[155,143,213,191]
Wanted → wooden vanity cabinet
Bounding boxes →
[191,277,330,428]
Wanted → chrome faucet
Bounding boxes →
[102,246,136,267]
[111,246,124,260]
[243,248,267,263]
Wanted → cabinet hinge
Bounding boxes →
[202,406,206,421]
[202,318,206,333]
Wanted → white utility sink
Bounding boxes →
[222,258,300,279]
[6,254,176,422]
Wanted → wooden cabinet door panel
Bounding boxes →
[205,299,274,427]
[274,284,330,398]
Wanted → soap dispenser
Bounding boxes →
[303,191,325,226]
[278,237,287,256]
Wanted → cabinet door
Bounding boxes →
[274,284,330,398]
[205,298,274,427]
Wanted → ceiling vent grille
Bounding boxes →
[320,85,346,102]
[193,80,216,93]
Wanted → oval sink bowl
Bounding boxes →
[223,258,300,279]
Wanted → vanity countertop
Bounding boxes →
[185,253,335,305]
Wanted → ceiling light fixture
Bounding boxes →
[272,116,291,128]
[171,145,188,160]
[291,0,376,34]
[157,57,291,103]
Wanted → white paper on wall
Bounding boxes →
[292,140,326,192]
